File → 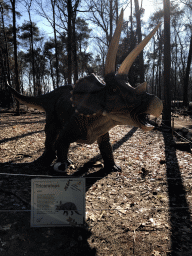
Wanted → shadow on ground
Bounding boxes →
[0,211,96,256]
[72,127,138,191]
[0,127,138,256]
[163,131,192,255]
[2,126,192,255]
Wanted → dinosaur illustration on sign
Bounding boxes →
[56,201,81,216]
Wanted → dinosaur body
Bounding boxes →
[8,10,163,172]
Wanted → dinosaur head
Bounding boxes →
[71,9,163,130]
[103,9,162,131]
[103,74,163,131]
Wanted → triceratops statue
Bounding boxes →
[8,10,163,173]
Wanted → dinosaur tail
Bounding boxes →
[7,82,46,111]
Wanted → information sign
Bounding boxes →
[31,178,85,227]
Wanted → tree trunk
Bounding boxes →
[152,37,155,95]
[72,16,78,82]
[115,0,118,25]
[129,0,134,86]
[174,34,178,100]
[163,0,171,127]
[51,0,59,88]
[50,59,55,90]
[1,7,11,86]
[109,0,113,44]
[67,0,72,85]
[134,0,144,83]
[158,28,162,99]
[183,34,192,107]
[28,7,36,96]
[10,0,20,114]
[72,0,80,83]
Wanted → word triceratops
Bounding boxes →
[8,10,163,172]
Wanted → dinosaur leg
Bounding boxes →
[53,129,72,172]
[53,115,84,172]
[56,138,70,163]
[97,132,121,172]
[33,122,57,166]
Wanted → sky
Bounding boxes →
[11,0,186,60]
[11,0,169,77]
[7,0,188,90]
[124,0,163,21]
[15,0,163,40]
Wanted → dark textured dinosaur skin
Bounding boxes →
[35,82,120,171]
[8,73,163,172]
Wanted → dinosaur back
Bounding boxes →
[7,83,72,113]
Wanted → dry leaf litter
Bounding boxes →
[0,109,192,255]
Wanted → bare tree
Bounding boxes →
[134,0,144,83]
[10,0,20,114]
[85,0,124,76]
[0,2,11,86]
[24,0,37,95]
[163,0,171,127]
[109,0,113,43]
[66,0,72,84]
[36,0,60,88]
[71,0,80,82]
[51,0,59,88]
[129,0,135,85]
[183,34,192,107]
[181,0,192,107]
[56,0,81,84]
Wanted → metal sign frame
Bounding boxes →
[31,178,85,227]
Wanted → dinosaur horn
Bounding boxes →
[105,9,124,75]
[117,22,161,75]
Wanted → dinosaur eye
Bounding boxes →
[108,86,117,94]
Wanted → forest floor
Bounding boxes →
[0,107,192,256]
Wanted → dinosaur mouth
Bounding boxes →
[138,113,157,130]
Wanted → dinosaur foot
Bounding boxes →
[104,164,122,172]
[53,159,72,173]
[32,152,56,167]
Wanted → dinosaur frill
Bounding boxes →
[70,74,106,116]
